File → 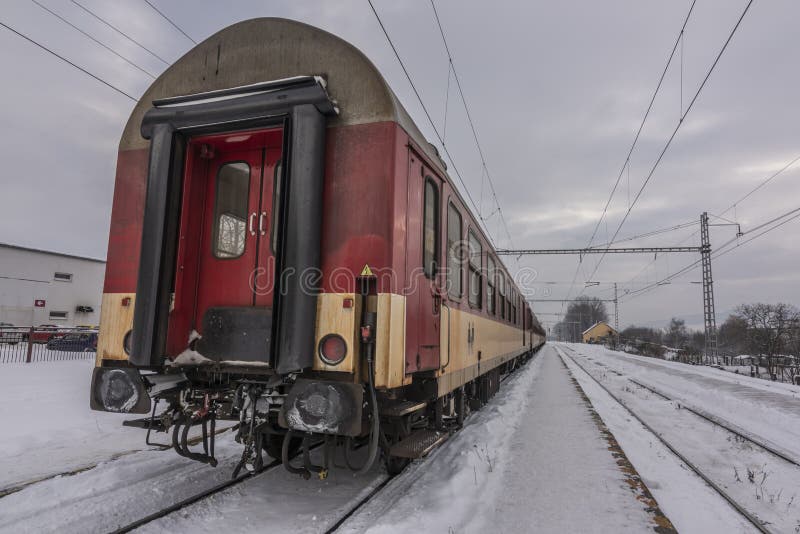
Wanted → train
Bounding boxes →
[89,17,545,478]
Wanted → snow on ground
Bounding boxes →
[573,343,800,462]
[138,447,387,534]
[0,433,246,534]
[11,344,795,533]
[0,359,144,489]
[561,343,800,533]
[340,346,665,534]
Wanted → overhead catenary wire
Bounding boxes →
[621,149,800,291]
[30,0,157,78]
[143,0,197,45]
[367,0,497,248]
[588,219,698,249]
[0,19,138,101]
[582,0,755,287]
[71,0,171,65]
[429,0,515,249]
[623,206,800,301]
[561,0,700,310]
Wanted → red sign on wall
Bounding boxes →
[34,299,46,307]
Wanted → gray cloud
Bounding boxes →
[0,0,797,331]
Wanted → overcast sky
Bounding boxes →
[1,0,798,331]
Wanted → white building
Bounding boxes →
[0,243,105,326]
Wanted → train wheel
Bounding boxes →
[263,433,301,460]
[385,455,410,476]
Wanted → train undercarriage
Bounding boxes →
[117,347,537,479]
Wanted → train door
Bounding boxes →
[194,149,263,316]
[170,128,283,361]
[406,151,442,372]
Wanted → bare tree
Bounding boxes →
[556,297,608,342]
[736,303,800,376]
[718,314,749,356]
[664,318,688,349]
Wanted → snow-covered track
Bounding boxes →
[323,476,395,533]
[557,345,772,534]
[112,465,264,533]
[0,425,238,501]
[0,450,141,499]
[627,377,800,467]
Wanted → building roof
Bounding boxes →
[582,321,617,336]
[0,242,106,264]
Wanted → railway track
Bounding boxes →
[111,464,265,533]
[0,425,238,500]
[557,345,776,534]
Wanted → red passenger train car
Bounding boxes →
[91,18,545,476]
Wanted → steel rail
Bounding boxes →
[0,425,238,499]
[556,345,771,534]
[110,441,324,534]
[627,377,800,467]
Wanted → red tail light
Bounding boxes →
[318,334,347,365]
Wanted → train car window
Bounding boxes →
[423,178,439,278]
[212,161,250,259]
[446,202,463,298]
[498,273,505,319]
[512,291,517,324]
[468,230,482,308]
[271,159,282,254]
[487,256,496,315]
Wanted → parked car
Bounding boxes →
[46,332,98,352]
[0,322,24,345]
[28,324,69,344]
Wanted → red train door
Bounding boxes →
[168,128,283,358]
[406,151,442,372]
[194,148,263,318]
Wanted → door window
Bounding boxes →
[447,203,463,298]
[487,255,496,315]
[468,230,482,308]
[212,162,250,258]
[423,178,439,278]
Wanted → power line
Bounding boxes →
[30,0,156,79]
[588,219,697,249]
[367,0,495,247]
[429,0,514,248]
[623,206,800,301]
[0,19,137,101]
[143,0,196,45]
[719,151,800,217]
[620,149,800,291]
[562,0,700,310]
[71,0,171,65]
[583,0,754,286]
[585,0,699,251]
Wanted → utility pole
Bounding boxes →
[700,212,718,364]
[613,282,620,347]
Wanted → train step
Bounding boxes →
[389,429,448,459]
[380,400,427,418]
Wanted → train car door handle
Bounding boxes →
[249,212,257,236]
[259,212,267,235]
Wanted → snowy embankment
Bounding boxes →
[561,342,800,533]
[341,346,667,533]
[575,343,800,461]
[0,359,144,489]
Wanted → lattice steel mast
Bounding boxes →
[700,212,718,363]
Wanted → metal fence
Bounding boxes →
[0,326,98,364]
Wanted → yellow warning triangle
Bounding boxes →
[360,264,374,277]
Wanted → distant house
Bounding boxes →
[0,242,105,326]
[582,321,618,344]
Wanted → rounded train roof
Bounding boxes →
[121,17,434,163]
